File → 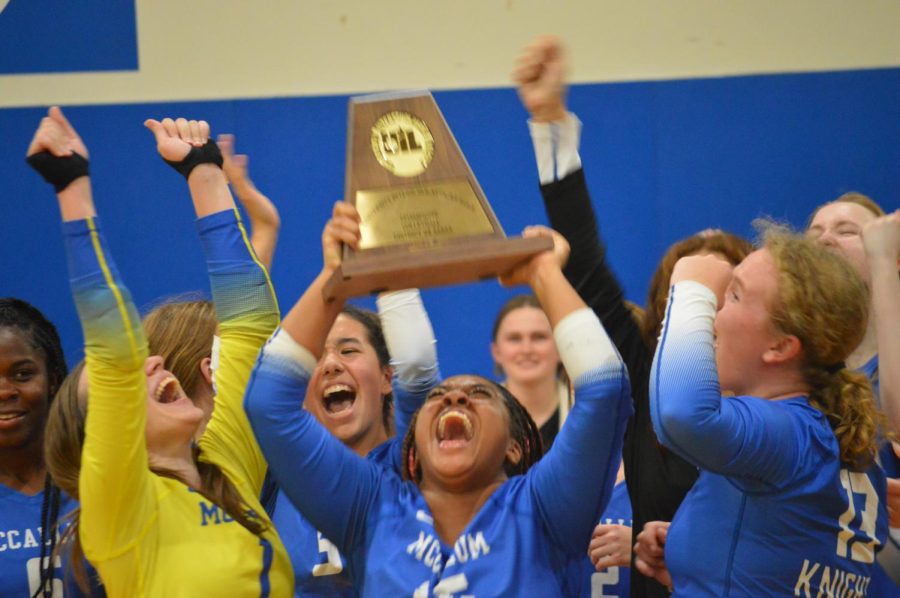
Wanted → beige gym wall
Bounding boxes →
[2,0,900,107]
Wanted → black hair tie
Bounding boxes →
[825,361,846,375]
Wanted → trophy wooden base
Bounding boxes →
[323,235,553,301]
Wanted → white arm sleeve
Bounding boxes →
[264,326,318,374]
[553,306,619,383]
[528,112,583,185]
[376,289,438,385]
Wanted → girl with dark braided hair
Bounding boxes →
[245,202,632,596]
[0,298,68,597]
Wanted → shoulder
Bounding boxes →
[737,395,839,474]
[367,438,399,464]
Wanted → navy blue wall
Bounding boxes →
[2,67,899,377]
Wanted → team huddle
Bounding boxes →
[2,37,899,598]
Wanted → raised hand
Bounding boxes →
[512,35,568,123]
[144,117,209,163]
[322,201,361,272]
[27,106,89,159]
[670,253,735,309]
[218,134,251,188]
[500,225,570,288]
[218,133,281,269]
[862,210,900,265]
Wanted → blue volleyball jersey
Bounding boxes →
[271,381,428,597]
[271,489,355,598]
[246,335,632,596]
[860,354,900,595]
[0,485,75,596]
[651,282,889,596]
[567,480,632,597]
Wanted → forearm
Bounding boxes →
[199,209,279,331]
[870,257,900,430]
[196,209,279,488]
[281,268,344,359]
[531,307,632,551]
[234,182,280,270]
[376,289,438,387]
[528,112,582,185]
[649,282,722,455]
[541,168,651,382]
[378,289,441,435]
[56,176,96,221]
[650,283,796,480]
[65,217,147,371]
[187,163,235,217]
[529,262,587,329]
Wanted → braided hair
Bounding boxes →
[401,378,544,483]
[0,298,67,598]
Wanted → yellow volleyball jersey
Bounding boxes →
[68,211,291,597]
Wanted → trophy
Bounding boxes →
[323,90,552,300]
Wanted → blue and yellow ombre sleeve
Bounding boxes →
[62,216,157,563]
[196,208,280,499]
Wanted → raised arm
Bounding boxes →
[863,211,900,430]
[514,36,650,381]
[145,119,280,494]
[245,201,393,552]
[649,255,802,482]
[377,289,440,438]
[218,133,281,270]
[503,227,633,554]
[28,107,155,559]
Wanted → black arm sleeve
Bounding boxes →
[540,168,698,598]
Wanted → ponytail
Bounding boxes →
[805,366,883,470]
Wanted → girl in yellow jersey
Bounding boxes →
[29,107,293,597]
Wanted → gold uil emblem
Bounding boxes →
[371,111,435,177]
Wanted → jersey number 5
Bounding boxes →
[836,469,880,564]
[312,532,344,576]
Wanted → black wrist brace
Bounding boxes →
[163,139,223,179]
[26,151,90,192]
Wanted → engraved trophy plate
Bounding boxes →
[324,90,552,300]
[356,181,494,249]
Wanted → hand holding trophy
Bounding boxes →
[324,91,552,300]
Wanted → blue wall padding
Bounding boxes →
[1,67,898,377]
[0,0,138,74]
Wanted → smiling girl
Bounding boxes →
[0,298,69,597]
[31,108,292,596]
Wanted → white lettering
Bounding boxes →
[794,559,871,598]
[794,559,818,597]
[311,532,343,576]
[454,535,469,563]
[24,528,38,549]
[433,572,469,597]
[407,532,432,560]
[424,539,441,569]
[467,532,490,559]
[592,567,620,598]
